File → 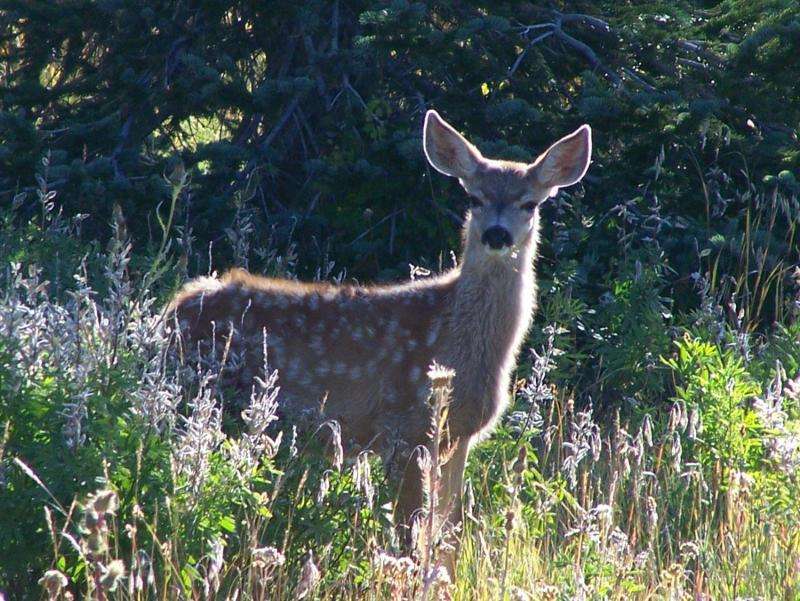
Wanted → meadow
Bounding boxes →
[2,158,799,600]
[2,1,800,599]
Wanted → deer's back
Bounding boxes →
[169,269,456,451]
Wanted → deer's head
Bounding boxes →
[423,110,592,255]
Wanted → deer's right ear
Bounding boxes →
[423,110,483,180]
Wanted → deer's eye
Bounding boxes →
[469,196,484,209]
[520,201,536,212]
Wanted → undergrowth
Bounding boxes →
[1,158,799,600]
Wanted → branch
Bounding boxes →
[508,30,554,79]
[518,12,624,89]
[558,13,613,34]
[674,39,726,69]
[259,95,301,152]
[620,67,657,93]
[551,25,622,87]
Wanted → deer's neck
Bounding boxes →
[445,213,540,436]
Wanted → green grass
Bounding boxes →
[1,178,800,600]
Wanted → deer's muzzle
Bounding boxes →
[481,226,513,250]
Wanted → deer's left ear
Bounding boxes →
[528,125,592,197]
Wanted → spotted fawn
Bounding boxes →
[169,110,592,572]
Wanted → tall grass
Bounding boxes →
[1,158,800,599]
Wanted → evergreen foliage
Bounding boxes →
[3,1,798,280]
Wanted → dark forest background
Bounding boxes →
[2,1,797,274]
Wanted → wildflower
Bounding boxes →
[593,503,613,532]
[294,551,321,599]
[237,362,283,468]
[509,586,532,601]
[680,541,700,562]
[728,470,755,502]
[38,569,68,598]
[532,581,559,601]
[608,528,630,560]
[316,472,331,506]
[353,451,375,509]
[505,508,516,532]
[641,414,653,447]
[634,550,651,569]
[670,431,683,472]
[565,506,600,544]
[91,489,117,515]
[646,496,659,537]
[252,546,286,570]
[99,559,125,592]
[425,564,451,596]
[512,445,528,475]
[131,550,154,592]
[203,537,224,598]
[786,371,800,401]
[427,363,456,390]
[324,420,344,472]
[373,549,416,588]
[172,380,223,497]
[687,407,700,440]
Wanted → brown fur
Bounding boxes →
[168,111,592,574]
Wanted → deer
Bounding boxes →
[168,110,592,576]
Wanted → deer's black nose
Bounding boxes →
[481,226,513,250]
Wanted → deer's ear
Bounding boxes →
[528,125,592,197]
[423,110,483,179]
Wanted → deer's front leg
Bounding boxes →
[437,438,469,580]
[391,444,426,552]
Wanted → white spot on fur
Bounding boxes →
[426,321,441,347]
[257,291,273,307]
[287,357,301,376]
[310,337,325,355]
[316,362,330,377]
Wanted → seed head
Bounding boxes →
[99,559,126,592]
[294,551,321,599]
[252,546,286,570]
[505,508,516,532]
[427,362,455,390]
[512,445,528,475]
[91,489,118,515]
[38,570,68,596]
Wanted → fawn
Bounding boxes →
[169,110,591,573]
